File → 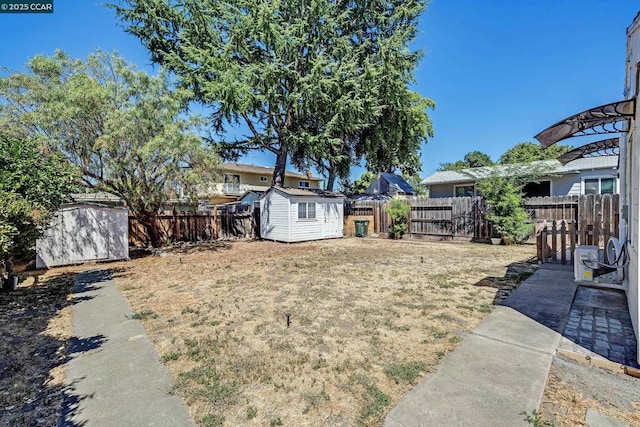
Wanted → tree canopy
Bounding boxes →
[0,134,77,274]
[437,151,493,171]
[111,0,434,190]
[498,142,572,164]
[0,50,219,246]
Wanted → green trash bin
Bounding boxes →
[354,219,370,237]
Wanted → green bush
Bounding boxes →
[387,198,410,238]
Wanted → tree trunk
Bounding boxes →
[326,167,336,192]
[272,150,287,187]
[137,210,163,247]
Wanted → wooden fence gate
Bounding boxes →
[536,194,619,264]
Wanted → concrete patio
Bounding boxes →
[385,263,638,427]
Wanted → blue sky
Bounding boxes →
[1,0,638,182]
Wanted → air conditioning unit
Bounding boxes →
[574,245,599,282]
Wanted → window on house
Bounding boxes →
[584,179,598,195]
[600,178,616,194]
[299,181,310,188]
[298,202,316,220]
[454,185,475,197]
[584,177,616,195]
[523,181,551,197]
[260,176,268,182]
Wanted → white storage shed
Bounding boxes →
[36,203,129,268]
[260,187,344,243]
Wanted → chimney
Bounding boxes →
[305,171,312,179]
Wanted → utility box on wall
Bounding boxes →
[574,245,599,282]
[36,203,129,268]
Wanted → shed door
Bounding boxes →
[323,202,340,237]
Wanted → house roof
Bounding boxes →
[265,187,345,198]
[421,156,619,186]
[223,163,324,181]
[378,172,416,194]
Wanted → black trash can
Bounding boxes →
[354,219,370,237]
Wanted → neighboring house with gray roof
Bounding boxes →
[421,156,619,198]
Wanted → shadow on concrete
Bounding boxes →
[475,261,638,368]
[67,335,106,356]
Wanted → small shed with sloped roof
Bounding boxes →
[365,173,416,196]
[260,187,345,242]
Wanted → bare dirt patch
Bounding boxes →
[0,270,76,427]
[112,238,535,426]
[540,354,640,426]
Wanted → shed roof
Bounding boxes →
[264,187,345,198]
[420,156,618,186]
[70,192,124,204]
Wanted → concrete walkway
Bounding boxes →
[59,270,193,426]
[385,267,577,427]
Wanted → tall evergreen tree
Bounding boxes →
[111,0,434,189]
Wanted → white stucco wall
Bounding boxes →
[622,12,640,364]
[36,204,129,268]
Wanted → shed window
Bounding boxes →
[298,202,316,219]
[260,176,268,182]
[299,181,310,188]
[454,185,475,197]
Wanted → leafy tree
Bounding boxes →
[111,0,434,189]
[499,142,572,164]
[437,151,493,171]
[0,134,77,277]
[0,50,218,247]
[342,171,377,196]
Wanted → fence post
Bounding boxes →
[560,220,567,265]
[540,221,548,264]
[551,220,558,263]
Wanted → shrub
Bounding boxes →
[387,198,410,238]
[477,175,533,244]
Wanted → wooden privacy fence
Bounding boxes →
[408,197,493,240]
[344,201,391,235]
[129,209,258,246]
[345,194,620,245]
[345,197,491,240]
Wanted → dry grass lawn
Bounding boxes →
[111,238,536,426]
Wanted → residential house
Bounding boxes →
[620,11,640,365]
[421,156,619,198]
[201,163,324,204]
[260,187,344,242]
[530,10,639,365]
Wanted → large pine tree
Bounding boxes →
[111,0,434,189]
